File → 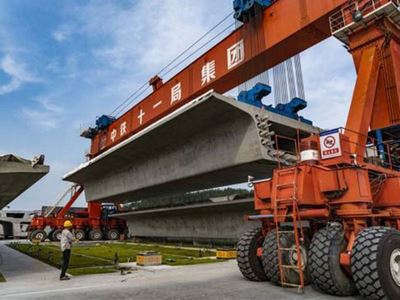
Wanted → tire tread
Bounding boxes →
[351,226,395,300]
[262,230,279,283]
[237,228,267,281]
[309,226,357,296]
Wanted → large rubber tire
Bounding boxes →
[107,229,120,241]
[262,229,310,286]
[237,228,268,281]
[51,229,62,242]
[89,229,103,241]
[30,230,47,242]
[351,227,400,300]
[74,229,86,241]
[309,225,357,296]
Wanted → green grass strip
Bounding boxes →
[7,241,222,276]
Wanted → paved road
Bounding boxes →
[0,241,59,282]
[0,242,361,300]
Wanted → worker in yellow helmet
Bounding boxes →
[60,220,74,280]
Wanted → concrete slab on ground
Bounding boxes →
[0,241,361,300]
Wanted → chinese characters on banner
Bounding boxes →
[171,82,182,104]
[201,60,216,85]
[227,40,244,70]
[109,39,245,144]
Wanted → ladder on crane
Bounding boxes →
[274,167,305,291]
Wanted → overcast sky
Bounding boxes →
[0,0,356,210]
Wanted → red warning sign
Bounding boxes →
[320,131,342,159]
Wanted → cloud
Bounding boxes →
[21,95,65,129]
[21,109,58,128]
[0,77,21,94]
[52,30,67,42]
[300,38,356,129]
[44,0,233,119]
[73,0,231,78]
[36,97,65,113]
[93,1,207,73]
[52,24,74,42]
[0,54,41,95]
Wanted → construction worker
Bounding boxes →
[60,220,74,280]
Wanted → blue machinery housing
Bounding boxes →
[233,0,275,22]
[81,115,116,139]
[238,83,312,125]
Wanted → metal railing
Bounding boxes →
[273,131,300,169]
[269,125,400,171]
[337,127,400,170]
[329,0,400,34]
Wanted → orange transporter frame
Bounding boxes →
[253,0,400,251]
[236,1,400,299]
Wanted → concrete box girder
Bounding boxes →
[64,92,317,203]
[0,159,49,209]
[113,198,256,241]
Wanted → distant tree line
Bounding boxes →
[123,188,252,211]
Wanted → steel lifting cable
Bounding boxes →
[275,63,282,104]
[280,62,289,103]
[269,54,306,105]
[264,69,270,86]
[286,58,297,100]
[111,6,307,116]
[109,83,149,117]
[159,21,236,79]
[112,85,152,118]
[294,54,305,99]
[158,12,234,78]
[273,65,281,105]
[276,64,282,103]
[110,12,234,117]
[278,63,287,103]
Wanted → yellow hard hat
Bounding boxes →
[64,220,73,228]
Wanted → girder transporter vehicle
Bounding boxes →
[28,185,127,242]
[236,1,400,299]
[67,0,400,298]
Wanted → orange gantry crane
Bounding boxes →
[81,0,400,299]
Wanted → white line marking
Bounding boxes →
[3,284,105,297]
